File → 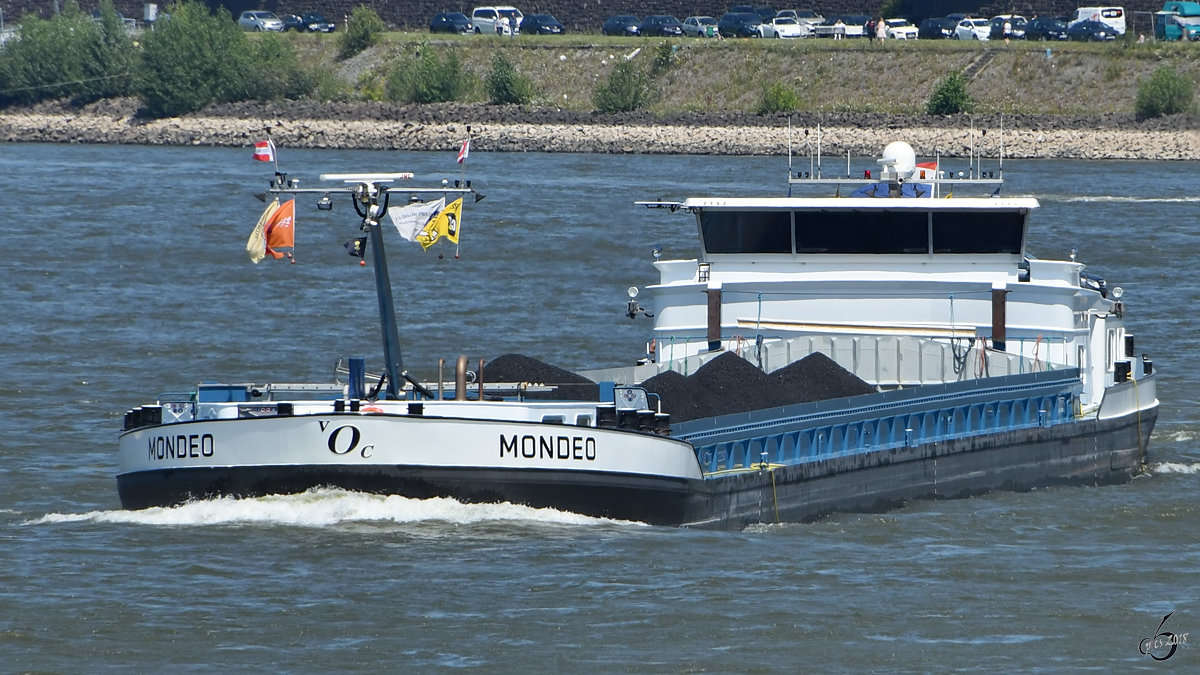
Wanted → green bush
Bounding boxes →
[338,5,387,60]
[593,60,648,114]
[757,81,801,115]
[138,1,256,117]
[0,0,134,106]
[251,32,318,101]
[1134,66,1195,120]
[485,53,534,105]
[385,46,470,103]
[652,41,675,76]
[925,71,974,115]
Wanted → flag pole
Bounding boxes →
[456,129,470,259]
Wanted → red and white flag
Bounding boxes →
[456,138,470,164]
[253,139,276,162]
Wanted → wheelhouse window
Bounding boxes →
[699,211,791,254]
[931,212,1024,254]
[697,208,1026,255]
[794,211,927,253]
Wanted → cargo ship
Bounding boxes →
[118,141,1158,528]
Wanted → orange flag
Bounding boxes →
[264,199,295,260]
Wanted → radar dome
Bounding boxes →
[879,141,917,178]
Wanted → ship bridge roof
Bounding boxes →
[682,197,1040,211]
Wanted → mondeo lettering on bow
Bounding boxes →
[500,435,597,461]
[148,433,214,460]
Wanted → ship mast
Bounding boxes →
[266,171,474,399]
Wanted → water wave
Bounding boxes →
[26,488,638,528]
[1166,430,1197,443]
[1150,462,1200,475]
[1053,195,1200,204]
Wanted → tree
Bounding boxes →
[0,0,133,106]
[593,61,648,114]
[1134,66,1194,120]
[339,5,387,60]
[925,71,974,115]
[386,46,470,104]
[485,53,534,105]
[138,1,256,117]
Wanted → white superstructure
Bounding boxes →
[633,142,1152,417]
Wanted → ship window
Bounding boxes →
[793,211,928,253]
[699,211,792,254]
[931,212,1024,253]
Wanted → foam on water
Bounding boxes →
[1150,461,1200,475]
[1166,429,1197,443]
[1055,195,1200,204]
[27,488,642,529]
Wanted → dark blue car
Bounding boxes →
[521,14,564,35]
[602,15,641,36]
[718,12,762,38]
[1068,19,1117,41]
[430,12,473,34]
[640,15,684,37]
[1025,17,1069,40]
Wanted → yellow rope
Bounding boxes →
[771,468,780,523]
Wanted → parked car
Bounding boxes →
[521,14,564,34]
[472,6,522,34]
[281,14,303,31]
[954,17,991,40]
[778,9,824,26]
[602,14,641,36]
[1067,18,1117,40]
[759,16,808,38]
[294,12,336,32]
[754,7,779,22]
[238,10,283,31]
[430,11,473,34]
[918,17,956,39]
[884,18,919,39]
[989,14,1027,39]
[682,15,718,37]
[717,12,763,38]
[639,15,684,37]
[1025,16,1070,40]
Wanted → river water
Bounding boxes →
[1,143,1197,670]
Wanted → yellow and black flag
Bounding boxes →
[415,198,464,250]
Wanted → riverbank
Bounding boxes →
[2,98,1197,159]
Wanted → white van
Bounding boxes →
[471,6,524,35]
[1069,6,1126,35]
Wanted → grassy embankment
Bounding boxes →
[282,32,1200,118]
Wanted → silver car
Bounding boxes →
[239,11,284,32]
[682,15,718,37]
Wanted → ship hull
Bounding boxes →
[117,405,1156,529]
[680,407,1155,528]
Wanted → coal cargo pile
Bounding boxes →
[774,353,877,403]
[642,352,876,423]
[481,354,598,401]
[689,352,790,414]
[640,369,712,422]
